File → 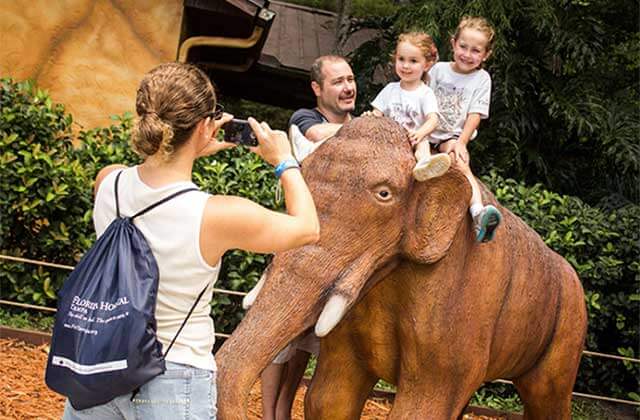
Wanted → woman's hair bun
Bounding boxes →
[132,62,216,161]
[132,111,174,159]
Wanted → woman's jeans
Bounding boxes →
[62,361,217,420]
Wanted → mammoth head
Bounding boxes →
[303,116,471,261]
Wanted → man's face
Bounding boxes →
[313,60,357,115]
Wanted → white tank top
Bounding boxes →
[93,166,220,371]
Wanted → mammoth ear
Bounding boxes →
[401,169,471,264]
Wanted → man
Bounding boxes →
[288,54,357,161]
[256,55,358,420]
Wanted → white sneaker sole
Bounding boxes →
[413,154,451,181]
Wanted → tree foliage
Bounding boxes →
[348,0,639,207]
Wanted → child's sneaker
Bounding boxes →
[473,205,502,242]
[288,124,318,162]
[412,153,451,181]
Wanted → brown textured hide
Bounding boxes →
[1,1,182,129]
[215,117,587,420]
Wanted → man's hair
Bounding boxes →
[310,55,348,86]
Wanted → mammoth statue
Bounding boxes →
[215,117,587,419]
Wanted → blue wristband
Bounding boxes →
[274,158,300,178]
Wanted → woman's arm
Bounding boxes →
[199,118,320,265]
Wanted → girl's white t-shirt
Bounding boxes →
[428,62,492,143]
[93,167,220,371]
[371,81,439,131]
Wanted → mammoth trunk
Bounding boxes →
[215,246,391,419]
[215,277,318,420]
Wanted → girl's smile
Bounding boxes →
[451,28,491,74]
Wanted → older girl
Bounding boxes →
[429,16,502,242]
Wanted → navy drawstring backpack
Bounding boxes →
[45,171,206,410]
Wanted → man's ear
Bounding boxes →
[311,81,322,97]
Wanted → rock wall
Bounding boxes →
[1,0,182,129]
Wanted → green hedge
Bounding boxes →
[0,78,637,399]
[483,172,639,399]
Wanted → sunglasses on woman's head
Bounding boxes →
[204,104,224,120]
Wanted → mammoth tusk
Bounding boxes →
[242,274,266,310]
[315,294,348,337]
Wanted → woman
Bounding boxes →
[63,62,319,419]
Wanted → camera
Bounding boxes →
[222,119,258,146]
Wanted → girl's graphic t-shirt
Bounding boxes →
[428,62,491,143]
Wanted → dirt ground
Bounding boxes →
[0,338,502,419]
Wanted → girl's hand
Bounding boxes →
[440,139,469,165]
[408,127,429,146]
[247,117,293,166]
[408,130,421,146]
[362,109,384,118]
[196,113,236,158]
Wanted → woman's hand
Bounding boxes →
[247,117,293,166]
[196,113,236,158]
[439,139,469,165]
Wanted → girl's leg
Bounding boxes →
[414,139,432,162]
[458,162,501,243]
[413,140,451,181]
[463,165,483,210]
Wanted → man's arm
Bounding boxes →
[289,108,339,143]
[304,123,343,142]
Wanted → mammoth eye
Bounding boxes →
[374,186,393,202]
